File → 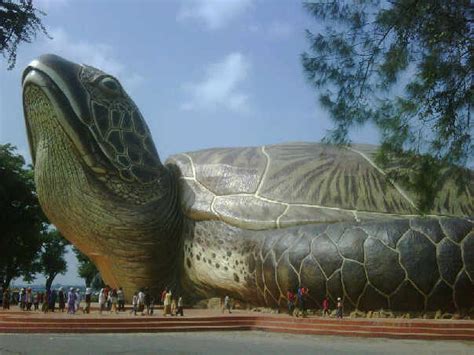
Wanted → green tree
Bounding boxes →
[73,247,101,287]
[0,0,50,69]
[0,144,46,289]
[38,229,68,290]
[301,1,472,210]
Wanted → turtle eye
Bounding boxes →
[99,77,121,95]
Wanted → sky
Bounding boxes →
[1,0,380,286]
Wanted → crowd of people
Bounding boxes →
[1,287,92,314]
[129,287,184,317]
[3,285,344,318]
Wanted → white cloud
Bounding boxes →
[177,0,254,30]
[181,52,251,113]
[247,21,294,39]
[33,28,144,92]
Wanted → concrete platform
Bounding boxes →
[1,308,474,341]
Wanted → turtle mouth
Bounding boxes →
[22,66,108,174]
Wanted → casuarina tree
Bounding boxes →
[0,0,50,69]
[301,0,472,212]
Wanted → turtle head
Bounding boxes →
[22,54,181,297]
[22,54,168,204]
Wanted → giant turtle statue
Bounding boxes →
[22,55,473,312]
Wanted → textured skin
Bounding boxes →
[182,218,474,312]
[22,55,474,311]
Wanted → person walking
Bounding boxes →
[131,292,138,316]
[222,295,232,314]
[336,297,343,319]
[322,297,330,317]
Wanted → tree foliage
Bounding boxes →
[0,0,49,69]
[0,144,46,289]
[73,247,100,287]
[301,0,473,211]
[38,229,68,290]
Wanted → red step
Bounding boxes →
[1,312,473,341]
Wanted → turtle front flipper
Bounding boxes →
[183,218,473,312]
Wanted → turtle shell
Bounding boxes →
[166,143,473,230]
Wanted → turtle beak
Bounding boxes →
[22,54,96,168]
[22,54,90,122]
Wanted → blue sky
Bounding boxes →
[1,0,380,286]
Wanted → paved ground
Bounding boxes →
[0,332,473,354]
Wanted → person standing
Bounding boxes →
[322,297,330,317]
[42,290,50,313]
[117,287,125,312]
[144,288,151,315]
[58,288,65,312]
[2,288,10,309]
[161,287,167,306]
[110,289,118,314]
[103,285,110,311]
[287,289,295,316]
[176,296,184,316]
[75,288,81,313]
[138,289,145,315]
[149,295,155,315]
[223,295,232,314]
[19,288,25,310]
[49,289,57,312]
[336,297,343,319]
[297,286,309,317]
[25,288,33,311]
[84,287,92,314]
[163,289,172,316]
[171,298,177,316]
[67,288,76,314]
[98,288,106,315]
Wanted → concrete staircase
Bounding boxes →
[1,312,473,340]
